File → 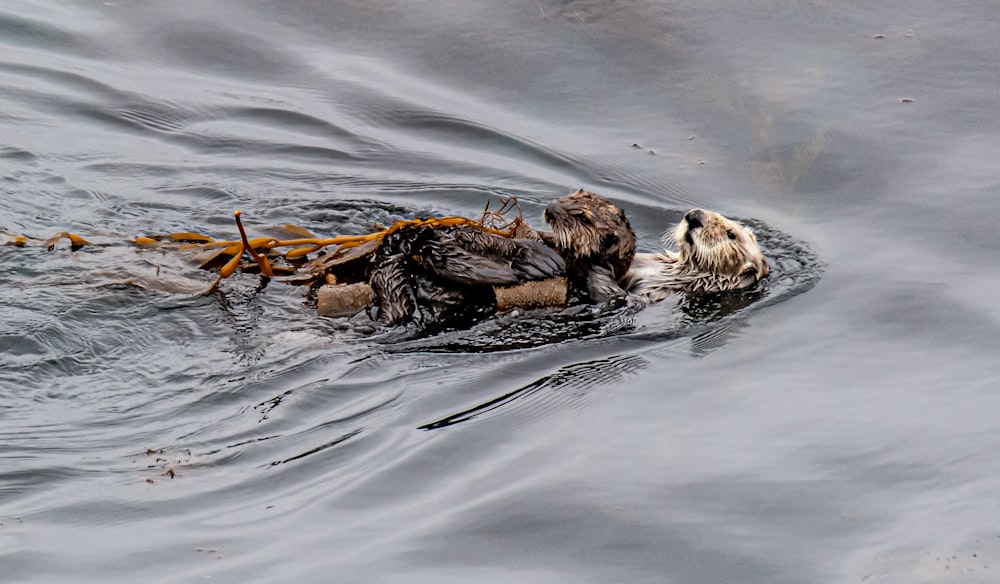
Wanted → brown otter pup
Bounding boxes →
[621,208,770,300]
[541,189,637,303]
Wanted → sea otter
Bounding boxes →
[542,190,768,303]
[621,208,769,300]
[362,191,766,327]
[541,189,637,303]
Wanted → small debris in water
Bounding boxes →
[873,33,885,39]
[631,143,641,148]
[900,97,914,103]
[648,149,655,155]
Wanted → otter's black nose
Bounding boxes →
[684,209,705,230]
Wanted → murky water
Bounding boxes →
[3,1,1000,582]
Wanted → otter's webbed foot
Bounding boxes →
[449,227,564,279]
[506,238,565,280]
[421,232,521,287]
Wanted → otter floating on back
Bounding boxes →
[622,208,769,300]
[358,190,768,328]
[542,190,769,303]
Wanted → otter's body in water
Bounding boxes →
[621,208,769,300]
[543,190,768,303]
[364,191,767,329]
[542,189,636,303]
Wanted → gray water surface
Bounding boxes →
[2,1,999,583]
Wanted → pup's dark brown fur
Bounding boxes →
[541,189,636,303]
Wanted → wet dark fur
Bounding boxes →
[542,189,636,303]
[368,225,565,327]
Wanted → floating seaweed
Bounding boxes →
[12,197,566,326]
[173,197,534,294]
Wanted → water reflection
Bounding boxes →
[419,353,649,430]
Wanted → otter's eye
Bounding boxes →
[727,230,736,240]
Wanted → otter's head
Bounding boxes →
[671,209,769,289]
[543,190,636,280]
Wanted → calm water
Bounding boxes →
[2,1,1000,582]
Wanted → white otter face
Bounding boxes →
[669,209,769,288]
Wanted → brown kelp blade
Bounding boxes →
[1,231,29,246]
[134,236,160,248]
[168,232,214,243]
[219,248,243,278]
[44,231,91,251]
